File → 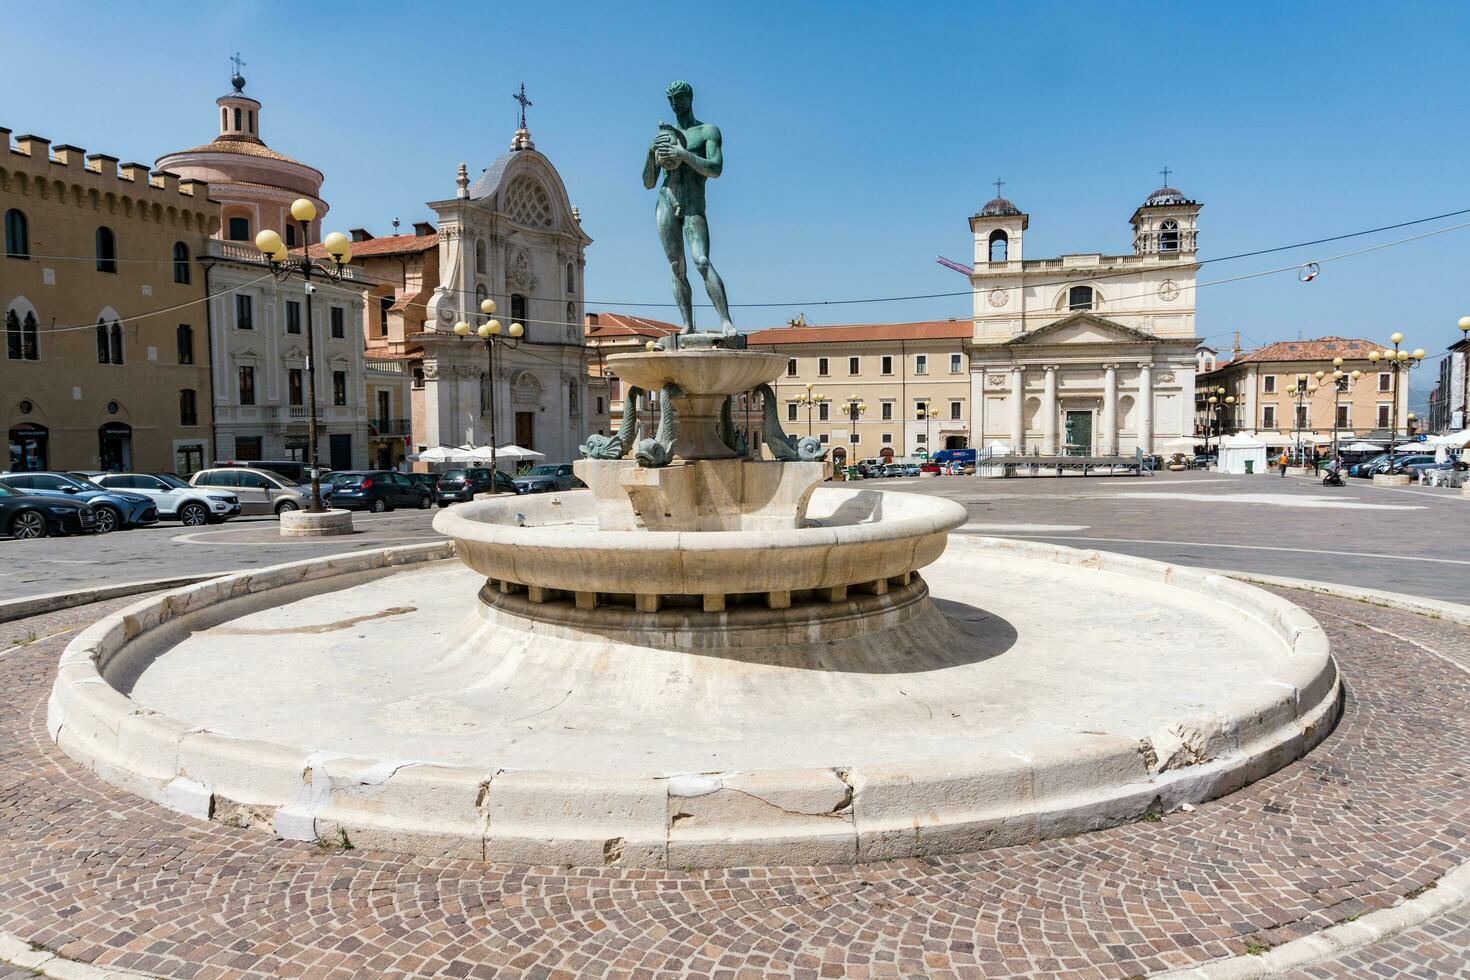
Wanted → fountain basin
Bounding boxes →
[432,486,967,632]
[47,536,1340,868]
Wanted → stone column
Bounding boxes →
[1042,365,1059,456]
[1010,365,1025,451]
[1102,363,1119,456]
[1137,362,1154,454]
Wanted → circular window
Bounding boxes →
[19,400,33,414]
[107,401,119,415]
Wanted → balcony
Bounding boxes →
[204,239,359,280]
[370,417,412,437]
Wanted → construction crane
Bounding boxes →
[935,255,974,276]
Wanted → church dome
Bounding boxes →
[1144,185,1192,207]
[979,196,1022,217]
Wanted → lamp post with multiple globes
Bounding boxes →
[1204,386,1234,458]
[915,404,933,459]
[1367,332,1425,470]
[1459,316,1470,431]
[254,198,352,513]
[795,384,828,436]
[1285,374,1318,466]
[1325,357,1363,475]
[453,299,524,477]
[840,394,865,473]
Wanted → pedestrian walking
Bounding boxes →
[1278,451,1289,477]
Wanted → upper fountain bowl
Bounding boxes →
[607,348,786,396]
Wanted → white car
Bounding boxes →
[93,472,241,526]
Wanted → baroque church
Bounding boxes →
[966,181,1202,457]
[416,116,593,464]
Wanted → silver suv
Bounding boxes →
[190,467,312,517]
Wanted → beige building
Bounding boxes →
[966,184,1202,456]
[2,127,218,474]
[1197,337,1412,448]
[745,319,974,467]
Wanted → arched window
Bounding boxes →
[5,310,21,360]
[248,109,255,134]
[95,227,116,273]
[988,229,1008,263]
[511,293,528,324]
[179,389,198,426]
[172,242,190,283]
[110,322,124,364]
[233,107,242,130]
[4,209,28,258]
[566,262,575,293]
[20,311,38,361]
[1068,285,1094,311]
[285,223,297,248]
[1159,219,1180,252]
[221,108,227,130]
[96,320,110,363]
[474,239,487,275]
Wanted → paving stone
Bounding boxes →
[0,589,1468,977]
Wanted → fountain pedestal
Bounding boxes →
[575,458,829,532]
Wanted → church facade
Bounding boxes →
[417,121,593,466]
[966,183,1202,456]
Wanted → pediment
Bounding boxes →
[1011,312,1159,346]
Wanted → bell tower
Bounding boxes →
[1131,170,1201,256]
[969,181,1028,268]
[216,54,263,143]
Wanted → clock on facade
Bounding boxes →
[1158,279,1180,302]
[988,288,1008,308]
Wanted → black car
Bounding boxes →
[406,472,439,493]
[436,467,516,506]
[0,482,97,538]
[512,464,581,494]
[324,471,433,512]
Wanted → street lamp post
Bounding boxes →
[840,394,865,475]
[1458,316,1470,430]
[915,405,932,459]
[1367,332,1425,469]
[254,198,353,512]
[795,384,828,436]
[1204,387,1234,459]
[453,299,523,478]
[1327,357,1363,475]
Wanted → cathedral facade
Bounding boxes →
[417,122,593,465]
[966,184,1203,457]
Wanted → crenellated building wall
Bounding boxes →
[1,126,219,473]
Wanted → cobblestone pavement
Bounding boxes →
[1287,902,1470,978]
[1,589,1468,979]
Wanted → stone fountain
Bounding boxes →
[43,83,1342,869]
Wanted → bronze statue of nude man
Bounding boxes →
[643,80,736,336]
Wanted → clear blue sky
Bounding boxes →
[9,1,1470,407]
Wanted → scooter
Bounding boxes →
[1322,469,1344,486]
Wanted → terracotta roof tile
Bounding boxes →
[166,135,317,172]
[745,319,973,345]
[303,232,439,260]
[1227,336,1382,366]
[585,313,683,338]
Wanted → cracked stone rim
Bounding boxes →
[43,537,1341,869]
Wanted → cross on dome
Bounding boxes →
[513,82,533,130]
[229,51,246,92]
[1159,166,1171,184]
[993,178,1005,197]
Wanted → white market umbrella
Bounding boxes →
[1342,441,1384,452]
[415,446,472,464]
[1426,428,1470,449]
[495,444,545,460]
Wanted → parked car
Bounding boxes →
[901,462,922,477]
[512,464,581,494]
[406,472,439,493]
[324,471,433,512]
[1191,454,1217,469]
[881,463,904,478]
[436,468,517,506]
[0,471,157,533]
[215,459,332,485]
[0,482,97,538]
[189,467,313,516]
[92,472,240,526]
[1386,454,1436,475]
[1348,453,1389,478]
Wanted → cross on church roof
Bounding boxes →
[1159,166,1172,185]
[231,51,246,74]
[993,178,1005,197]
[513,82,533,130]
[229,51,246,92]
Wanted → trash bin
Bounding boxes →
[1244,460,1254,474]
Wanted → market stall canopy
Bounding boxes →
[1342,441,1384,451]
[413,446,473,464]
[1425,428,1470,448]
[494,444,545,460]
